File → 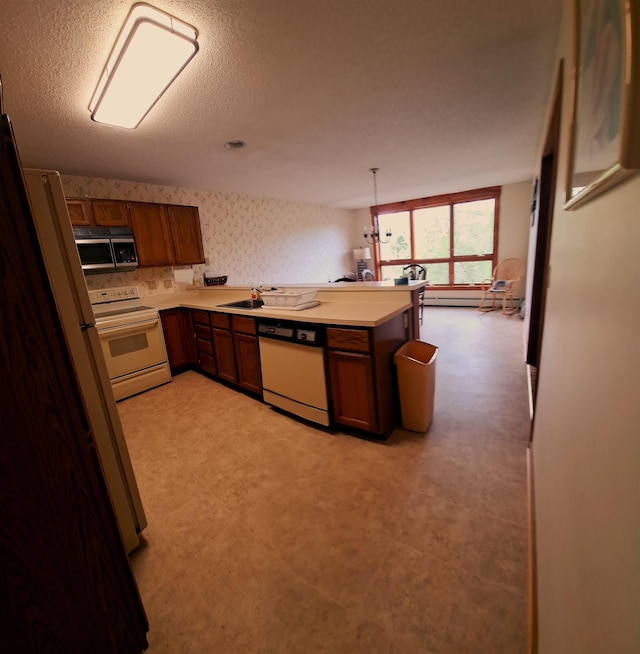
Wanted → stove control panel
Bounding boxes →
[88,286,140,306]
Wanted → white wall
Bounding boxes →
[532,2,640,652]
[62,175,354,295]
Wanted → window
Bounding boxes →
[372,187,500,287]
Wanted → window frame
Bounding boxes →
[370,186,501,289]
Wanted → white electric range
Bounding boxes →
[89,286,171,400]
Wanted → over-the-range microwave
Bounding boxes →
[73,226,139,274]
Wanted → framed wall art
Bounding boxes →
[564,0,640,209]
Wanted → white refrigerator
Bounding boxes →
[23,169,146,553]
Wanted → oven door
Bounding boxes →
[111,238,139,269]
[98,316,168,382]
[76,238,116,272]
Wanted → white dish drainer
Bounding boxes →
[260,289,318,307]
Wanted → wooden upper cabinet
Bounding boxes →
[91,199,129,227]
[67,198,129,227]
[130,202,204,267]
[66,196,204,268]
[167,205,204,265]
[128,201,174,266]
[66,199,93,226]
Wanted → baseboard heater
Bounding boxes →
[423,296,523,308]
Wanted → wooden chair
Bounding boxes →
[477,258,525,315]
[403,264,427,324]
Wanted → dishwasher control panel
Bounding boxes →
[257,320,325,347]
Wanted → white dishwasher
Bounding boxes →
[257,319,329,426]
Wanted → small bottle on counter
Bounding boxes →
[250,284,259,300]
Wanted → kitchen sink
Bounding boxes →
[217,299,264,310]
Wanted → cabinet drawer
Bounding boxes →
[327,328,371,353]
[194,324,211,341]
[211,312,231,330]
[192,309,210,326]
[232,315,256,335]
[196,338,213,355]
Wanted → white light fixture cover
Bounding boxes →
[89,3,199,128]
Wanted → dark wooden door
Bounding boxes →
[1,114,148,652]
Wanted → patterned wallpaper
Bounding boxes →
[62,175,357,296]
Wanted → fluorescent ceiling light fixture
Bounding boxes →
[89,3,199,129]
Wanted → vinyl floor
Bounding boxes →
[120,307,531,653]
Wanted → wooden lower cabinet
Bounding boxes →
[326,314,409,439]
[160,308,409,439]
[210,313,236,384]
[160,308,195,370]
[327,350,377,432]
[232,315,262,394]
[164,310,262,395]
[192,309,217,375]
[212,327,237,383]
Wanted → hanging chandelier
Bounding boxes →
[363,167,392,244]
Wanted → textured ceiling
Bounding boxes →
[0,0,562,208]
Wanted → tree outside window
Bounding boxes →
[373,187,500,286]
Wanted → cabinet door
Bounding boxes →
[328,350,378,432]
[66,198,92,226]
[167,205,204,265]
[212,327,237,383]
[199,351,218,376]
[91,199,129,227]
[128,202,173,266]
[234,332,262,394]
[182,309,198,365]
[160,308,190,370]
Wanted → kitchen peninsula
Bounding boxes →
[149,281,426,439]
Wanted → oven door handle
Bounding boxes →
[98,318,159,338]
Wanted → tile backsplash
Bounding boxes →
[63,175,357,297]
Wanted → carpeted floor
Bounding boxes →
[120,306,530,653]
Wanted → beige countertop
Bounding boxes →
[145,286,417,327]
